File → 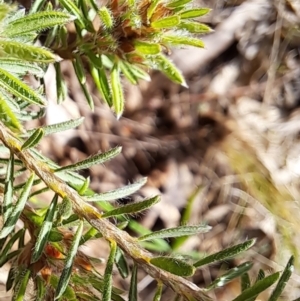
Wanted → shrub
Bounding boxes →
[0,1,296,300]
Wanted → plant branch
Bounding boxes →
[0,121,212,301]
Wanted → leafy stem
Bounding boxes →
[0,120,211,301]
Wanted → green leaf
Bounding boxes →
[151,15,180,28]
[134,41,161,55]
[5,11,75,37]
[241,273,251,291]
[6,266,15,291]
[177,21,212,33]
[80,227,100,245]
[58,0,86,28]
[102,195,160,218]
[98,7,113,29]
[78,176,90,195]
[13,269,31,301]
[111,62,124,119]
[180,8,211,19]
[122,62,150,82]
[86,177,147,202]
[21,128,44,150]
[103,241,117,301]
[0,95,22,130]
[0,58,44,77]
[90,62,113,107]
[162,35,205,48]
[138,224,211,241]
[150,256,195,276]
[120,61,139,84]
[0,3,11,23]
[54,62,67,103]
[55,220,83,300]
[115,247,129,279]
[129,264,138,301]
[147,0,160,21]
[268,256,294,301]
[31,194,58,263]
[205,262,253,291]
[232,272,280,301]
[166,0,193,8]
[0,229,25,267]
[2,152,14,223]
[153,282,163,301]
[73,54,86,84]
[79,77,95,110]
[0,173,35,239]
[194,239,256,268]
[0,68,46,106]
[152,54,187,87]
[36,276,47,301]
[25,117,84,137]
[55,147,122,172]
[0,40,58,63]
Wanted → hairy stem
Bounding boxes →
[0,121,212,301]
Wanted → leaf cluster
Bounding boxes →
[0,1,298,301]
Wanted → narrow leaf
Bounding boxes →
[115,247,129,279]
[111,62,124,118]
[79,176,90,195]
[194,239,256,268]
[0,58,44,77]
[31,195,58,263]
[5,11,75,36]
[268,256,294,301]
[0,95,22,131]
[0,229,25,267]
[21,128,44,150]
[80,227,99,245]
[152,54,187,87]
[98,7,113,29]
[123,62,150,82]
[103,240,117,301]
[178,21,212,33]
[0,173,35,239]
[55,220,83,299]
[150,256,195,276]
[54,62,67,103]
[147,0,160,21]
[55,147,122,172]
[241,273,251,291]
[180,8,211,19]
[134,41,161,55]
[166,0,193,8]
[102,196,160,218]
[151,16,180,28]
[86,177,147,202]
[13,269,31,301]
[138,224,211,241]
[36,276,47,301]
[58,0,86,28]
[162,35,205,48]
[2,152,14,223]
[120,61,138,84]
[153,282,163,301]
[205,262,253,291]
[232,272,280,301]
[129,264,138,301]
[0,68,46,105]
[89,62,112,106]
[25,117,84,137]
[73,54,86,84]
[0,40,58,63]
